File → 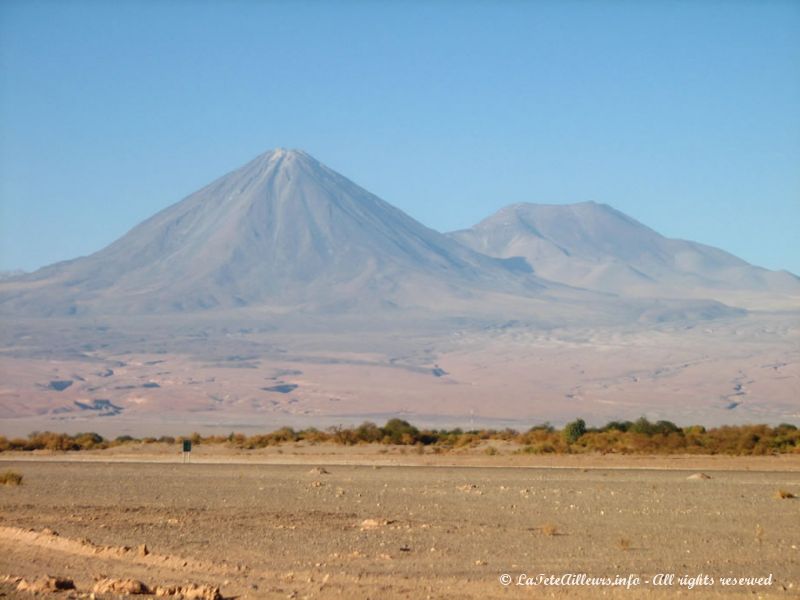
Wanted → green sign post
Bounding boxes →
[182,439,192,463]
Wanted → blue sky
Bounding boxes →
[1,0,798,274]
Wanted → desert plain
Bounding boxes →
[1,308,798,438]
[1,445,798,599]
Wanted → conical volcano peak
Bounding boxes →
[254,147,314,167]
[236,148,328,185]
[201,148,328,205]
[264,147,309,161]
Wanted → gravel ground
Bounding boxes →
[1,457,798,598]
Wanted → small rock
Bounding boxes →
[154,584,221,599]
[308,467,330,475]
[360,518,383,530]
[154,585,178,597]
[93,578,150,595]
[181,584,222,600]
[359,518,395,530]
[17,576,75,593]
[687,473,712,480]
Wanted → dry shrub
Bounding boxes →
[2,419,797,456]
[539,523,559,536]
[0,470,22,485]
[617,537,632,551]
[775,489,795,499]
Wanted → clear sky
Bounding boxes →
[1,0,798,274]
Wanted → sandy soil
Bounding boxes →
[1,451,798,598]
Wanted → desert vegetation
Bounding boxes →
[0,470,23,485]
[0,418,798,455]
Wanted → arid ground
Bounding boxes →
[2,311,798,436]
[1,448,798,598]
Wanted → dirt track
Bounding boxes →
[1,454,798,598]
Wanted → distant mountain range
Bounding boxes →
[1,149,796,318]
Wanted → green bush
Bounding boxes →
[563,418,587,444]
[381,419,419,444]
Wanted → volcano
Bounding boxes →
[0,149,541,316]
[449,202,800,308]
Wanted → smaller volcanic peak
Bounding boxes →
[454,201,676,263]
[450,202,800,306]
